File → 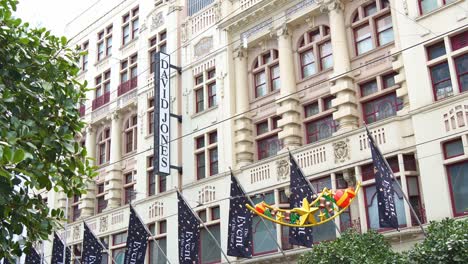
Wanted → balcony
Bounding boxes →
[79,105,85,117]
[117,77,138,97]
[92,91,110,110]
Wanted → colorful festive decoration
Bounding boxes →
[246,182,361,227]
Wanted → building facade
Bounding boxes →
[40,0,467,263]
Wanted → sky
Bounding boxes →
[14,0,98,36]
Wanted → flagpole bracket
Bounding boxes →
[170,64,182,74]
[170,113,182,123]
[170,165,182,174]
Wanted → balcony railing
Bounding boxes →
[79,105,85,117]
[118,77,138,97]
[92,91,110,110]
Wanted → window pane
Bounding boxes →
[149,238,167,264]
[304,102,319,117]
[201,225,221,263]
[253,216,277,255]
[355,25,373,54]
[427,42,446,60]
[112,248,126,264]
[430,62,453,100]
[271,65,280,91]
[257,121,269,135]
[455,54,468,92]
[377,24,394,46]
[447,161,468,215]
[444,138,464,158]
[360,80,378,97]
[364,2,377,17]
[363,93,401,123]
[306,115,337,143]
[320,41,333,70]
[258,136,280,160]
[197,153,206,179]
[301,50,316,78]
[365,182,407,229]
[310,178,337,241]
[383,73,396,88]
[451,31,468,51]
[420,0,438,14]
[255,71,267,97]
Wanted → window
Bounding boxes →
[252,192,277,255]
[352,1,393,55]
[194,68,217,113]
[446,161,468,216]
[96,183,107,214]
[310,178,336,242]
[73,245,82,264]
[298,25,332,78]
[149,30,167,73]
[122,6,139,46]
[97,25,112,61]
[148,156,155,195]
[256,117,281,160]
[200,224,221,263]
[407,177,425,225]
[149,220,167,264]
[95,70,111,98]
[148,98,155,135]
[80,41,89,71]
[123,171,136,205]
[124,115,138,154]
[187,0,214,16]
[97,128,111,165]
[118,54,138,96]
[418,0,455,15]
[195,131,218,180]
[359,73,402,124]
[253,50,280,98]
[443,138,464,159]
[71,194,80,221]
[304,102,319,117]
[305,116,338,143]
[426,32,468,100]
[112,232,127,263]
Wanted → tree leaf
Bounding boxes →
[12,149,25,163]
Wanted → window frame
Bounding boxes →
[149,30,167,74]
[97,25,113,61]
[443,137,465,159]
[252,50,280,98]
[123,171,136,205]
[97,128,111,165]
[194,68,217,113]
[121,6,139,46]
[255,116,282,160]
[298,25,332,79]
[124,115,138,154]
[445,160,468,217]
[195,131,218,180]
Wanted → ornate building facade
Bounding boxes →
[41,0,467,263]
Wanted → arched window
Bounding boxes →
[124,115,138,154]
[298,25,332,79]
[252,49,280,98]
[97,128,111,165]
[352,0,393,56]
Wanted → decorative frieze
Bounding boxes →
[194,37,214,58]
[199,186,216,204]
[285,0,316,18]
[359,128,386,151]
[296,146,327,169]
[150,12,164,31]
[333,139,350,163]
[276,158,289,181]
[149,201,164,220]
[250,164,270,184]
[240,18,273,41]
[99,216,108,233]
[444,104,468,132]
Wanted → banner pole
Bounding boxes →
[177,190,232,264]
[82,222,119,264]
[365,125,427,237]
[230,169,292,264]
[129,203,172,264]
[288,152,342,234]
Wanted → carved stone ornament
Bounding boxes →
[150,12,164,31]
[73,225,80,240]
[333,139,350,163]
[276,159,290,181]
[316,0,344,13]
[194,37,213,58]
[99,216,108,233]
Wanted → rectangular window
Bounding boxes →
[211,206,220,220]
[310,178,337,242]
[148,156,155,196]
[407,177,425,225]
[419,0,438,15]
[320,41,333,70]
[257,135,280,160]
[255,71,267,97]
[198,210,207,222]
[209,148,218,176]
[149,238,167,264]
[304,102,319,117]
[122,7,139,46]
[323,96,334,110]
[363,92,402,124]
[148,98,154,135]
[427,42,446,60]
[364,2,377,17]
[196,153,206,180]
[376,14,394,46]
[382,72,396,88]
[300,49,316,78]
[455,54,468,93]
[451,31,468,51]
[256,121,269,135]
[208,131,217,144]
[252,193,277,255]
[306,115,337,143]
[200,224,221,263]
[446,161,468,216]
[81,41,89,71]
[444,138,464,159]
[187,0,215,16]
[196,136,205,149]
[159,175,167,193]
[208,82,217,107]
[430,62,453,100]
[270,64,280,91]
[113,232,127,245]
[355,24,373,55]
[195,88,204,113]
[360,79,378,97]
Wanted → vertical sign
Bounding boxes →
[154,52,171,176]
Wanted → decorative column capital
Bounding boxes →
[110,111,120,121]
[233,45,247,59]
[85,125,94,134]
[316,0,344,13]
[276,23,290,38]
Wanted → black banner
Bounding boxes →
[25,247,41,264]
[178,191,200,264]
[289,153,314,247]
[82,222,104,264]
[124,205,151,264]
[51,233,71,264]
[227,173,252,258]
[367,128,399,229]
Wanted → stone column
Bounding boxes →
[318,0,359,131]
[233,47,254,168]
[276,24,302,150]
[79,126,96,217]
[105,111,122,209]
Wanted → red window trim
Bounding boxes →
[257,134,279,160]
[209,148,218,176]
[269,64,280,91]
[254,70,266,98]
[319,41,333,70]
[375,13,393,47]
[198,223,222,263]
[445,160,468,217]
[159,174,166,193]
[196,152,206,180]
[429,61,452,101]
[195,88,204,113]
[208,82,216,108]
[405,176,426,225]
[454,54,468,93]
[300,48,315,79]
[443,137,464,159]
[113,232,127,246]
[362,92,402,124]
[305,115,337,144]
[354,23,372,56]
[360,79,378,97]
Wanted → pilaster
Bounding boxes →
[318,0,359,131]
[105,111,122,209]
[233,47,254,168]
[80,125,96,217]
[275,24,302,150]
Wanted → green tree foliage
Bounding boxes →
[407,218,468,263]
[298,229,405,264]
[0,0,94,260]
